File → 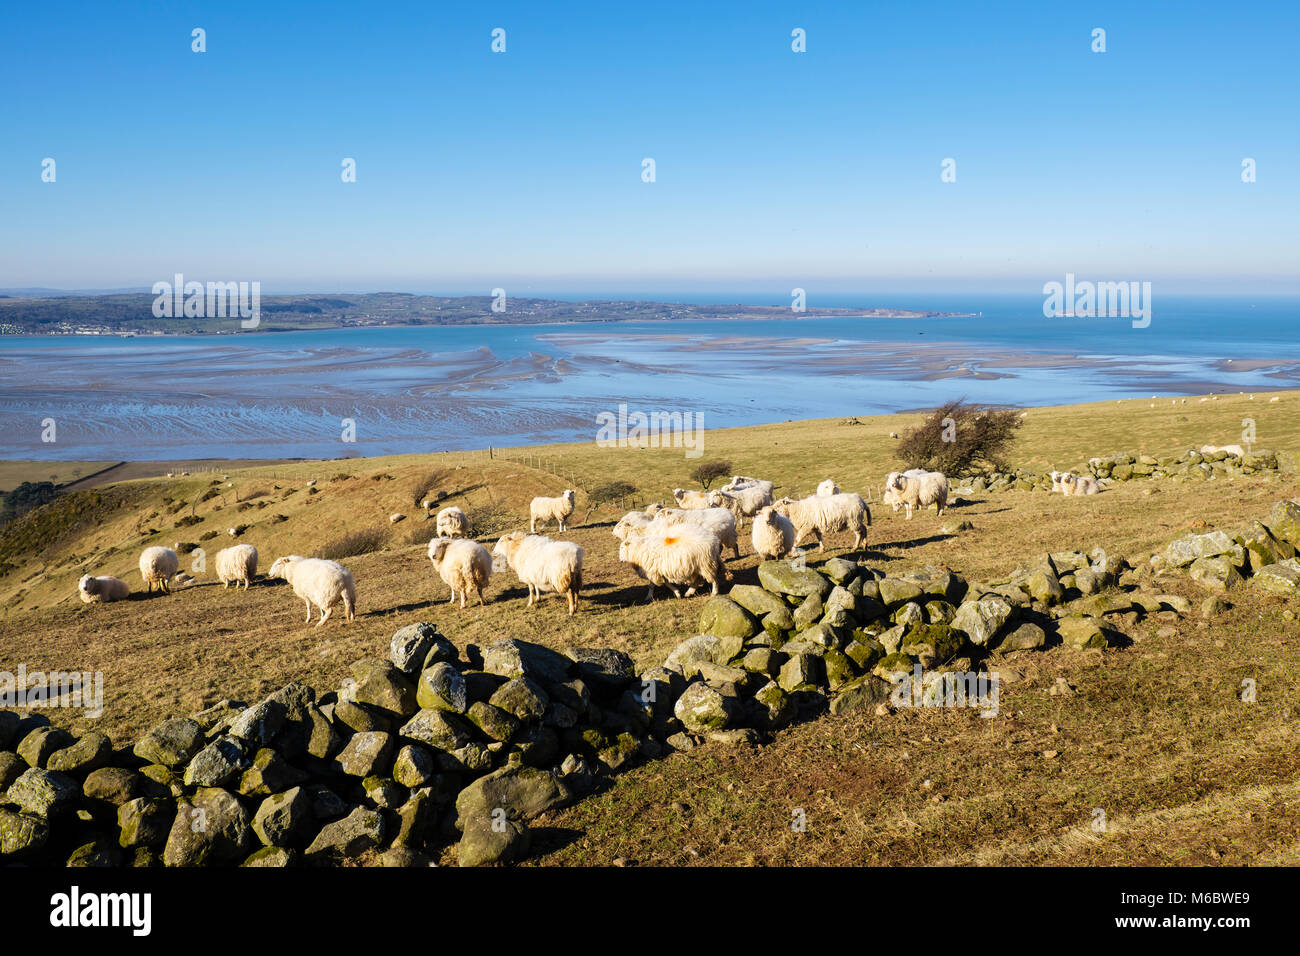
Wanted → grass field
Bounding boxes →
[0,460,118,493]
[1,389,1298,865]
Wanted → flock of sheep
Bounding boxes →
[70,466,973,624]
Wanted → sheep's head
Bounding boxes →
[563,489,575,504]
[492,532,524,569]
[671,488,686,503]
[644,502,663,515]
[705,490,727,508]
[427,538,450,563]
[268,556,301,581]
[78,574,95,594]
[770,497,794,516]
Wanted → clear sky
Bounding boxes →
[1,0,1296,295]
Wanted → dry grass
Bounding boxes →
[1,389,1298,865]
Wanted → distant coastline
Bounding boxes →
[0,291,972,337]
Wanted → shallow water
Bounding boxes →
[1,294,1296,460]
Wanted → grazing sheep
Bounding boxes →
[427,537,492,609]
[883,470,948,519]
[618,520,725,601]
[215,544,258,590]
[643,506,741,560]
[1058,472,1101,496]
[493,531,583,615]
[78,574,130,604]
[139,546,179,594]
[671,488,715,510]
[721,476,776,524]
[435,506,470,538]
[1200,444,1245,457]
[267,555,356,625]
[751,506,796,560]
[530,490,576,532]
[771,493,871,552]
[816,479,840,497]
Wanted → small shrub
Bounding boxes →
[174,515,202,528]
[199,530,219,541]
[690,460,733,490]
[315,527,388,560]
[895,398,1023,475]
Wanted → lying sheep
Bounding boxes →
[493,531,583,615]
[435,506,470,538]
[816,479,840,496]
[530,490,576,533]
[618,519,725,601]
[1058,471,1101,495]
[78,574,130,604]
[751,506,795,560]
[215,544,258,590]
[427,537,492,609]
[268,555,356,625]
[139,546,179,594]
[642,505,740,560]
[771,493,871,552]
[882,470,948,519]
[1200,444,1245,457]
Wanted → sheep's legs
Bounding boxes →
[317,605,332,627]
[303,599,313,623]
[477,588,487,607]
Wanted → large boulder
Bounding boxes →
[132,718,204,769]
[163,788,254,866]
[346,659,418,719]
[729,584,791,618]
[698,596,759,640]
[757,561,831,599]
[304,806,385,862]
[1055,615,1114,650]
[454,765,573,830]
[416,662,468,714]
[1187,556,1244,592]
[458,816,531,867]
[390,622,450,676]
[480,639,573,685]
[829,675,892,716]
[1164,530,1239,568]
[673,681,741,733]
[1252,559,1300,596]
[5,767,80,818]
[45,732,113,775]
[1267,500,1300,549]
[950,597,1014,648]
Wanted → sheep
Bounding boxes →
[751,506,795,560]
[1200,444,1245,457]
[215,544,258,590]
[771,493,871,552]
[427,537,492,609]
[267,555,356,625]
[618,519,725,601]
[78,574,130,604]
[643,505,741,560]
[882,471,948,519]
[1058,472,1101,496]
[435,506,470,538]
[816,479,840,497]
[530,490,576,532]
[613,509,654,541]
[139,546,179,594]
[721,476,776,524]
[671,488,715,510]
[882,469,929,513]
[493,532,583,615]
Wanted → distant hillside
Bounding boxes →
[0,291,965,335]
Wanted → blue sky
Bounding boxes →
[1,0,1296,295]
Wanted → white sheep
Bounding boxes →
[493,531,583,615]
[618,520,725,601]
[78,574,130,604]
[427,537,492,609]
[1200,444,1245,457]
[671,488,715,510]
[816,479,840,497]
[721,476,775,523]
[139,546,179,594]
[882,470,948,519]
[435,506,470,538]
[267,555,356,625]
[215,544,258,590]
[750,506,795,560]
[1058,472,1101,496]
[644,506,741,560]
[530,490,576,532]
[613,510,654,541]
[881,469,929,513]
[771,493,871,552]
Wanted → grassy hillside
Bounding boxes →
[1,388,1298,865]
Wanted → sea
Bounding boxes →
[0,293,1296,461]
